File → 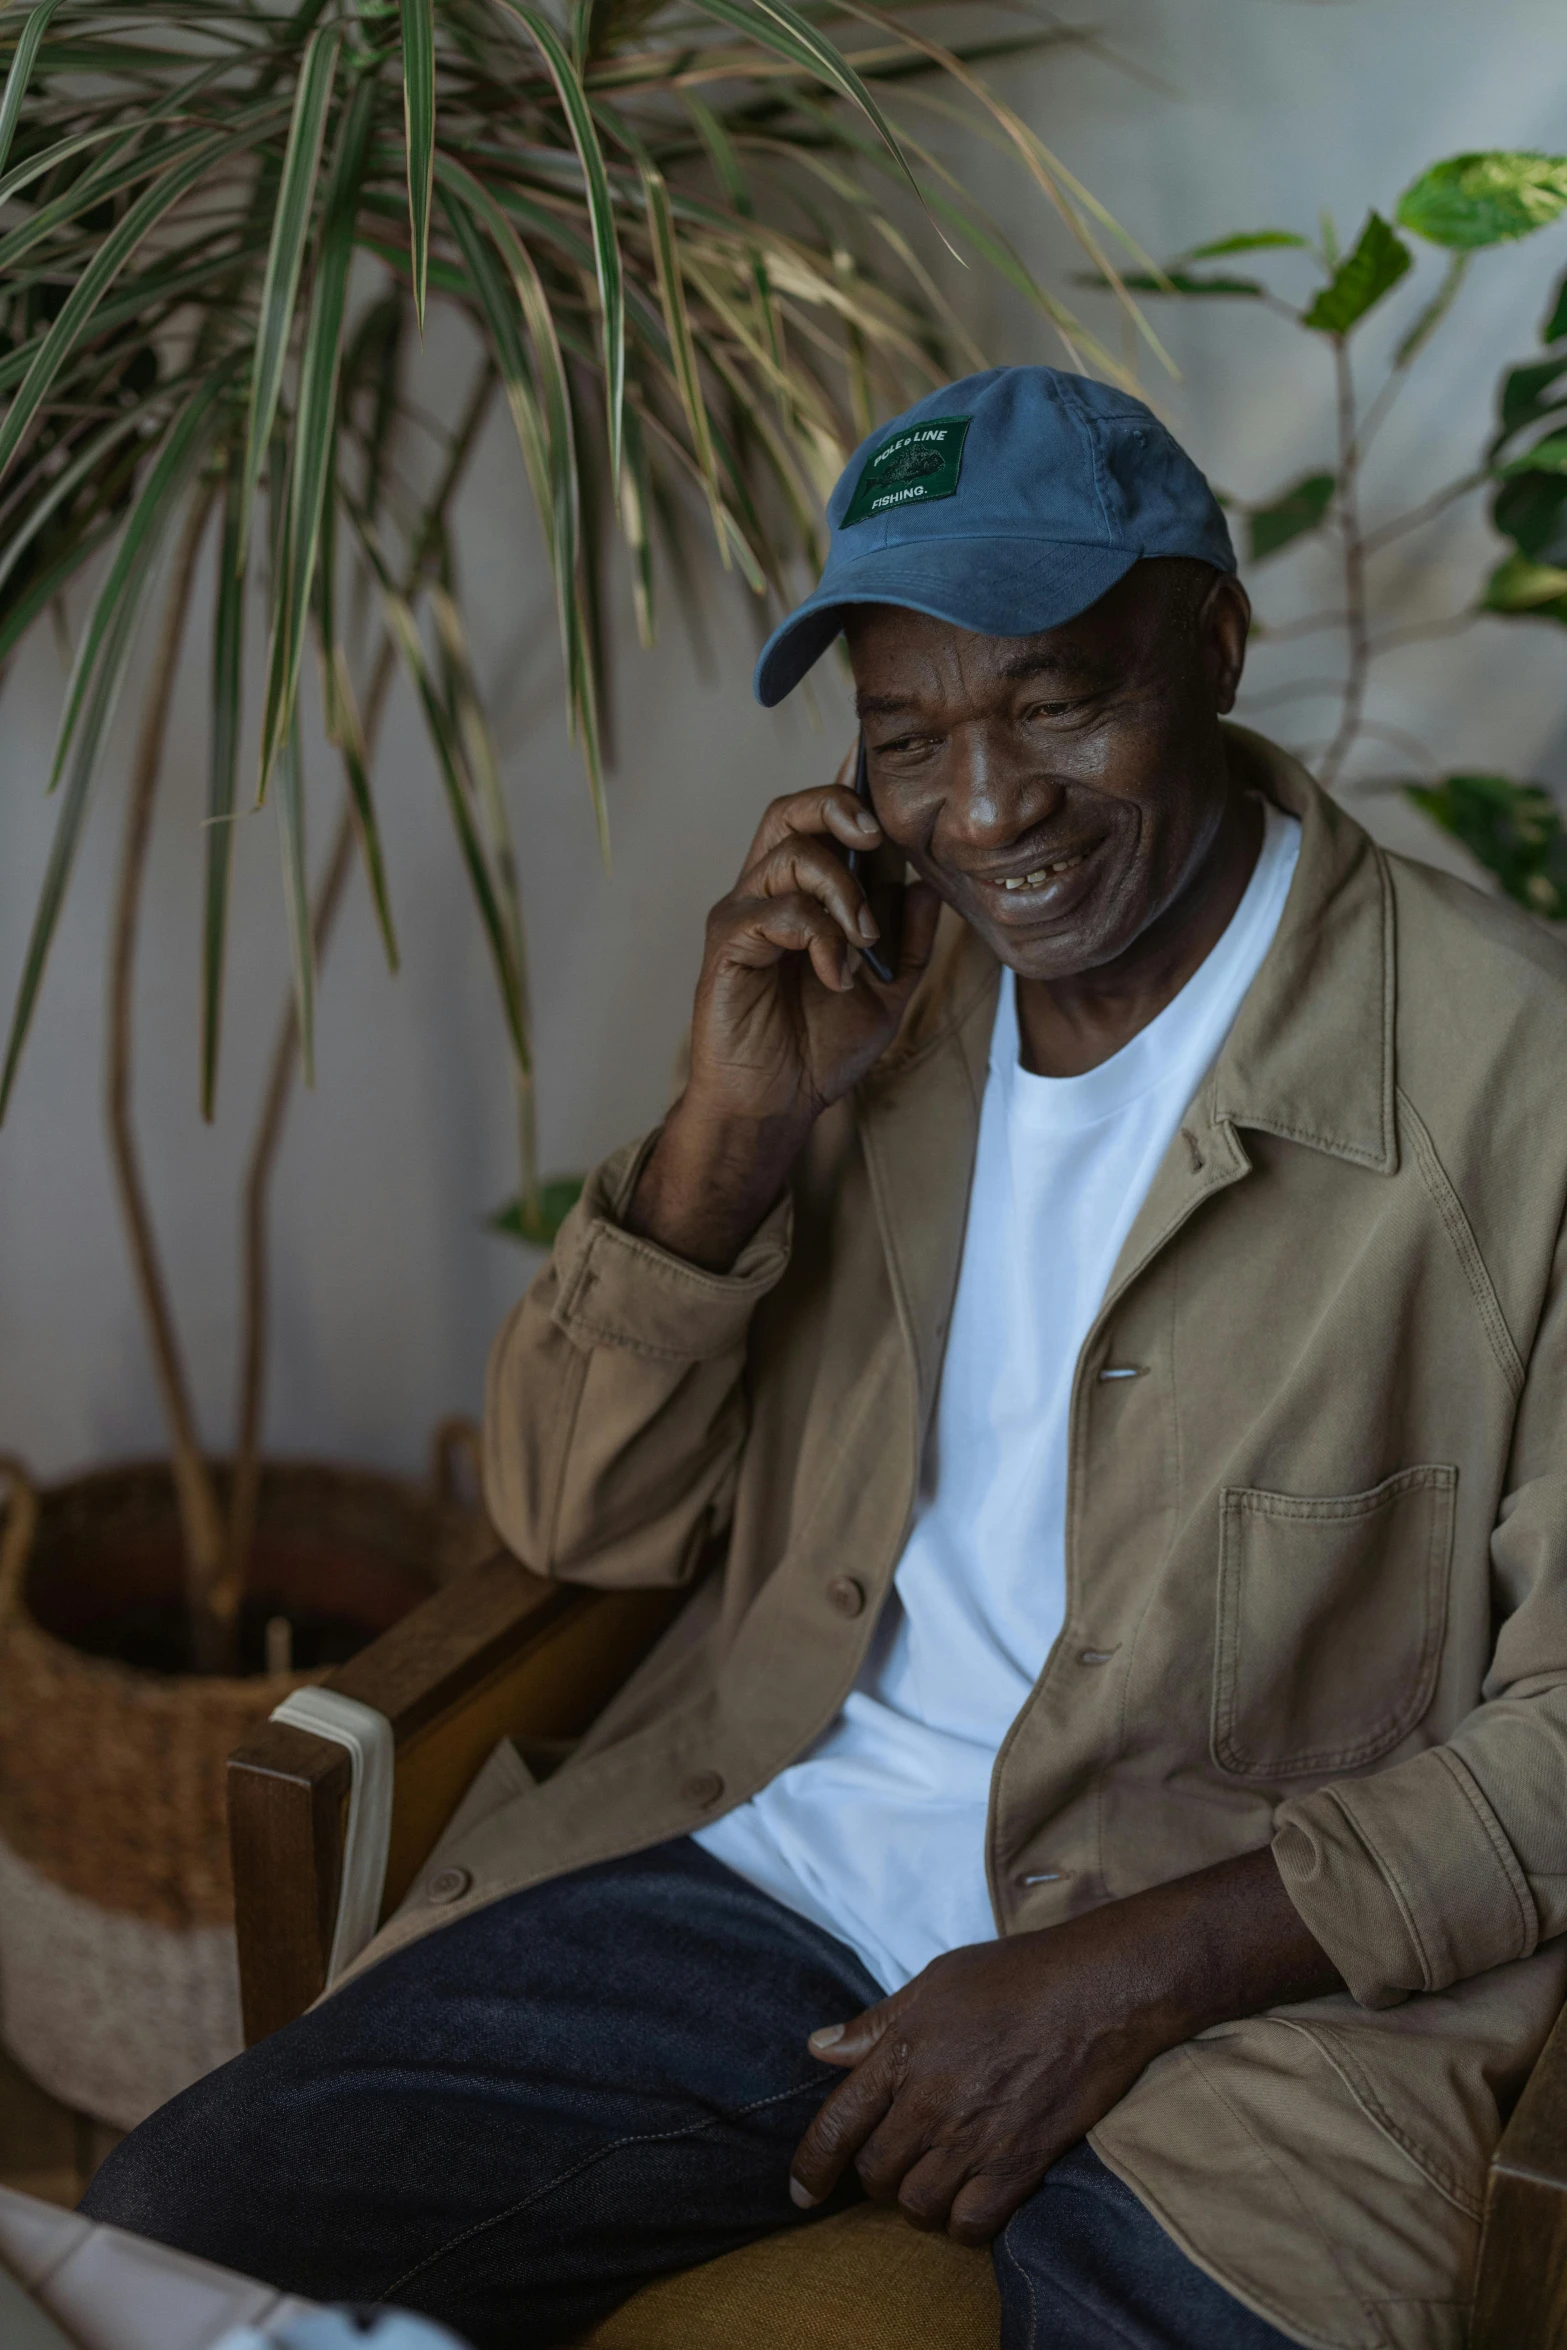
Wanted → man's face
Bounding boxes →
[844,560,1250,983]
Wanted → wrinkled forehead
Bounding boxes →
[844,601,1120,721]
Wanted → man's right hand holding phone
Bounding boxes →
[626,753,941,1273]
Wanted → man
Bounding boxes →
[87,368,1567,2350]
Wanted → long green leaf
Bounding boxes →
[400,0,435,328]
[0,0,65,184]
[0,392,160,605]
[259,74,374,799]
[239,24,342,564]
[0,73,273,276]
[275,706,315,1084]
[1,377,227,1119]
[620,399,655,648]
[488,0,625,478]
[0,513,118,667]
[641,160,725,559]
[432,582,527,997]
[49,366,236,792]
[685,91,785,381]
[202,460,245,1121]
[323,626,400,971]
[684,0,938,247]
[355,517,532,1072]
[437,160,596,822]
[0,126,242,488]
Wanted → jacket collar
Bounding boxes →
[1206,726,1397,1177]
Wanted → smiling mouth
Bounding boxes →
[997,851,1087,890]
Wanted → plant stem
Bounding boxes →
[225,644,396,1600]
[105,490,232,1674]
[226,362,499,1605]
[1319,334,1368,792]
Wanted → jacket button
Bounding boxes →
[681,1770,725,1808]
[827,1576,866,1619]
[427,1866,472,1905]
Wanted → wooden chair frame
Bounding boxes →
[229,1555,1567,2347]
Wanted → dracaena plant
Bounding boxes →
[1093,150,1567,903]
[0,0,1148,1669]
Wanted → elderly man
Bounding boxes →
[87,368,1567,2350]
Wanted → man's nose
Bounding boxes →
[943,727,1062,848]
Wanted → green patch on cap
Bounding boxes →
[842,414,972,528]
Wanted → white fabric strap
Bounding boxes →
[269,1689,394,1984]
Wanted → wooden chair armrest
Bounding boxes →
[228,1553,681,2045]
[1471,1993,1567,2347]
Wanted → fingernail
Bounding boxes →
[790,2177,820,2209]
[810,2024,846,2050]
[853,810,879,834]
[857,907,880,943]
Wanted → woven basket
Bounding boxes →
[0,1430,493,2128]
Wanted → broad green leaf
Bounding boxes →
[275,707,315,1084]
[1398,152,1567,251]
[1493,469,1567,567]
[240,25,341,564]
[1499,354,1567,441]
[0,0,62,184]
[1,376,227,1119]
[1248,471,1335,561]
[0,126,240,487]
[489,0,625,477]
[202,461,245,1122]
[400,0,435,328]
[489,1176,585,1246]
[1407,774,1567,915]
[1481,550,1567,613]
[1546,271,1567,347]
[259,75,374,799]
[1497,432,1567,478]
[1301,213,1411,334]
[1185,230,1310,258]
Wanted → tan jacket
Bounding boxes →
[356,730,1567,2350]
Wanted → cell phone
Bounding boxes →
[844,736,904,986]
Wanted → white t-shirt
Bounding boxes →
[695,800,1302,1994]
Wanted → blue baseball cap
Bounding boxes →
[753,365,1235,707]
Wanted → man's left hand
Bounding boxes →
[788,1846,1342,2244]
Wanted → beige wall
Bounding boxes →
[3,0,1565,1484]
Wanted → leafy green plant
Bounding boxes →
[0,0,1145,1668]
[1092,149,1567,894]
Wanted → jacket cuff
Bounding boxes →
[1272,1746,1538,2009]
[549,1133,793,1363]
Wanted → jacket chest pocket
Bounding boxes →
[1211,1464,1457,1780]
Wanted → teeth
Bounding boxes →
[1001,855,1081,890]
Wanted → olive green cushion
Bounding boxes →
[576,2201,1000,2350]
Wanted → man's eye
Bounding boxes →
[1023,699,1080,722]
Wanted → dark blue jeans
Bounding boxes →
[85,1840,1296,2349]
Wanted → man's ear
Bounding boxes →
[1202,573,1251,716]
